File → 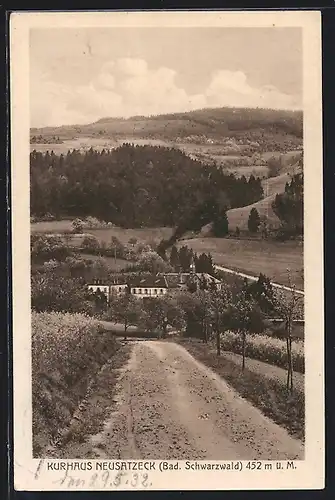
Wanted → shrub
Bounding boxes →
[31,234,71,263]
[31,274,95,315]
[32,311,118,456]
[83,216,105,228]
[220,330,304,373]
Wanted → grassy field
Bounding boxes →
[31,219,75,233]
[227,193,280,230]
[31,221,173,245]
[32,220,303,288]
[86,226,173,246]
[227,172,295,230]
[179,237,304,289]
[79,253,134,271]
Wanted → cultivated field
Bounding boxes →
[179,237,304,289]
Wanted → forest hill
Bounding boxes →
[30,144,263,229]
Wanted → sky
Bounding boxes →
[30,27,302,128]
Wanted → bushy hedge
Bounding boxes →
[32,311,118,456]
[220,330,304,373]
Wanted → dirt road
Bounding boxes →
[90,341,304,461]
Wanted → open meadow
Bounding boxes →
[226,171,299,230]
[31,219,303,289]
[79,253,134,271]
[179,237,304,289]
[31,220,173,245]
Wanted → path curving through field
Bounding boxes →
[91,341,304,461]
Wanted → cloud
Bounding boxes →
[205,70,300,110]
[30,59,301,128]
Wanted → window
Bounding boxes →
[160,289,164,294]
[154,289,157,294]
[144,289,148,294]
[139,289,142,294]
[132,289,136,294]
[119,287,122,292]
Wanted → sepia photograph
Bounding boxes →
[11,11,324,491]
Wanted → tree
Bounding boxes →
[138,251,173,274]
[169,245,179,270]
[128,237,138,247]
[259,215,269,239]
[178,246,193,272]
[107,294,141,340]
[212,210,229,237]
[209,288,232,356]
[248,208,261,233]
[267,155,282,178]
[31,234,71,263]
[82,235,100,253]
[91,257,109,280]
[273,271,303,392]
[110,236,124,258]
[177,290,210,341]
[140,296,185,338]
[72,218,84,234]
[247,273,276,316]
[64,255,89,279]
[272,173,303,236]
[228,292,263,370]
[195,253,215,274]
[31,274,95,315]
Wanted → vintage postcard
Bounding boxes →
[10,10,324,491]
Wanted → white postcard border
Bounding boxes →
[10,10,324,491]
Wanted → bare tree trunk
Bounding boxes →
[216,329,221,356]
[286,336,290,390]
[203,318,209,343]
[242,331,246,371]
[289,337,294,393]
[124,322,127,341]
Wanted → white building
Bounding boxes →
[87,272,223,302]
[129,276,169,298]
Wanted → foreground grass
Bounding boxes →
[177,337,304,441]
[55,343,132,459]
[32,312,124,456]
[220,331,304,374]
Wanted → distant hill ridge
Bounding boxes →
[31,106,303,141]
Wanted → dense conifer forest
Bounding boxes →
[30,144,264,229]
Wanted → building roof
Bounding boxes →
[129,275,168,288]
[88,279,110,286]
[110,279,128,286]
[87,273,222,289]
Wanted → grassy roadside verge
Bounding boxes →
[177,337,304,441]
[51,343,132,459]
[32,312,131,457]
